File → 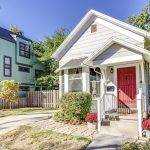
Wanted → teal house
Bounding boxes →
[0,27,45,91]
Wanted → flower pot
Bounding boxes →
[87,122,97,130]
[145,130,150,138]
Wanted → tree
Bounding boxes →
[32,28,69,89]
[127,3,150,31]
[10,25,24,36]
[0,80,19,109]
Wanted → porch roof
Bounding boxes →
[83,37,150,66]
[55,57,87,72]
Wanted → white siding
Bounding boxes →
[94,44,142,61]
[60,20,144,66]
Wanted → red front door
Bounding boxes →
[117,67,136,109]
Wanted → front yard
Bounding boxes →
[0,107,56,117]
[0,125,91,150]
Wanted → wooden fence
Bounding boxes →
[27,90,59,108]
[0,90,59,109]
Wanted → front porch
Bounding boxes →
[58,40,150,138]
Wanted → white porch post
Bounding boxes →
[97,67,106,132]
[137,88,142,137]
[59,71,62,97]
[64,69,69,93]
[82,67,90,92]
[97,98,101,131]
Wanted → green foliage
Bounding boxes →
[0,80,19,109]
[127,4,150,31]
[10,25,24,35]
[60,92,92,120]
[32,28,69,89]
[121,142,150,150]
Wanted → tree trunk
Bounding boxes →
[10,102,12,110]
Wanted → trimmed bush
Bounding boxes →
[60,92,92,120]
[120,142,150,150]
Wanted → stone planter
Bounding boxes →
[145,130,150,138]
[87,122,97,130]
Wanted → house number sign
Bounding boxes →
[107,86,115,92]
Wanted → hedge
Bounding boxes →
[60,92,92,120]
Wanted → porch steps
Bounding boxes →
[105,113,120,121]
[101,113,138,138]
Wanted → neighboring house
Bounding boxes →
[0,27,46,91]
[52,10,150,137]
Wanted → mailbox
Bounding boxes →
[106,86,115,92]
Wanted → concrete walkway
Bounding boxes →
[86,134,135,150]
[0,112,53,135]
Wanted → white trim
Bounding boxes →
[93,55,142,66]
[52,9,150,59]
[84,38,150,65]
[82,66,90,92]
[64,69,69,93]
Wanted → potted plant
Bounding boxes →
[85,112,98,130]
[142,120,150,138]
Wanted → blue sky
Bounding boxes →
[0,0,148,41]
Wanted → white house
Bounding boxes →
[52,10,150,138]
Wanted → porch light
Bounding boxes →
[110,68,114,74]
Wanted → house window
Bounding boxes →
[18,66,30,73]
[42,87,47,91]
[68,68,82,92]
[90,68,101,97]
[91,24,97,33]
[4,56,12,77]
[19,86,30,91]
[35,69,41,78]
[19,42,30,58]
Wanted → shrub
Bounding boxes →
[121,142,150,150]
[85,112,97,123]
[60,92,92,120]
[142,120,150,130]
[120,142,140,150]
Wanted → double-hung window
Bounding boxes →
[19,42,30,58]
[90,68,101,97]
[68,68,82,92]
[4,56,12,77]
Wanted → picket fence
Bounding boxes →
[0,90,59,109]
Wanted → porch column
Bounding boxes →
[64,69,69,93]
[59,71,62,97]
[137,88,142,137]
[82,67,90,92]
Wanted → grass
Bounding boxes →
[0,107,56,117]
[0,125,91,150]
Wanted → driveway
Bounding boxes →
[0,112,53,135]
[86,134,135,150]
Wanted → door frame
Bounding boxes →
[114,63,140,110]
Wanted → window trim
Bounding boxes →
[19,42,30,59]
[18,66,30,73]
[3,56,12,77]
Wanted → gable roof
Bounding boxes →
[0,27,32,43]
[83,37,150,65]
[52,9,150,60]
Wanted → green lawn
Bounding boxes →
[0,107,57,117]
[0,125,91,150]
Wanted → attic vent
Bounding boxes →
[91,24,97,33]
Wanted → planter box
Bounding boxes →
[87,122,97,130]
[145,130,150,138]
